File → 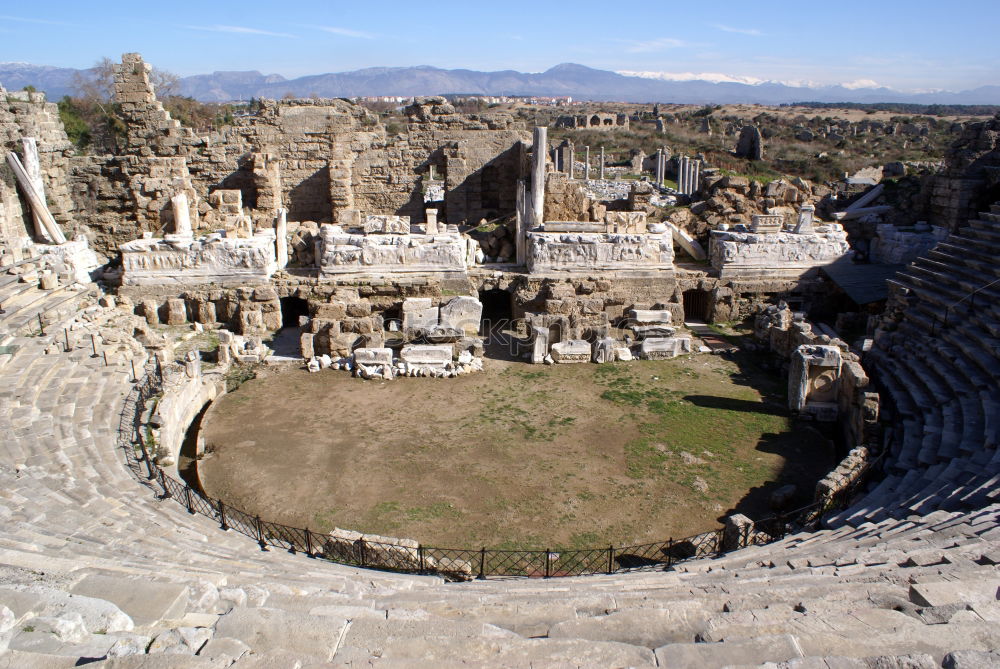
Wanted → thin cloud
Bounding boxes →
[188,25,294,38]
[0,14,70,26]
[626,37,689,53]
[317,26,374,39]
[712,24,763,36]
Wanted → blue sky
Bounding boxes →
[1,0,997,91]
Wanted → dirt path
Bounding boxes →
[198,352,833,550]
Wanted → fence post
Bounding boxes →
[158,469,171,499]
[184,485,194,514]
[255,515,268,551]
[666,537,673,569]
[778,512,786,540]
[477,547,486,580]
[607,545,614,574]
[358,539,367,567]
[305,528,313,557]
[418,545,425,573]
[218,500,228,531]
[544,549,551,579]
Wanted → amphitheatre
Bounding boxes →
[0,50,997,667]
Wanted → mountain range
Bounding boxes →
[1,61,998,106]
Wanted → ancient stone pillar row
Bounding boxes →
[584,146,590,181]
[171,193,193,237]
[531,126,547,226]
[20,138,48,241]
[275,207,288,269]
[600,146,605,179]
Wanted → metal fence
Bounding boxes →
[116,369,877,580]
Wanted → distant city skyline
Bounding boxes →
[1,0,997,92]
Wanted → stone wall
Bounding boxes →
[927,114,1000,231]
[71,56,532,256]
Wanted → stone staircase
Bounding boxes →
[0,278,997,665]
[834,204,1000,529]
[0,251,93,344]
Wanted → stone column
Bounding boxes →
[794,204,815,234]
[568,142,575,179]
[678,157,687,194]
[655,149,663,185]
[425,207,439,234]
[691,160,700,196]
[171,193,193,237]
[20,138,48,241]
[275,207,288,268]
[531,127,547,226]
[584,146,590,181]
[600,146,605,179]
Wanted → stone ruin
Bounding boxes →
[0,53,998,667]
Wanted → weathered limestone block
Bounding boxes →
[592,338,617,364]
[788,344,842,418]
[194,299,216,324]
[438,296,483,336]
[165,298,187,325]
[363,215,410,234]
[120,233,277,286]
[722,513,756,551]
[628,310,672,325]
[300,332,315,359]
[354,348,393,366]
[400,345,452,368]
[324,528,423,571]
[527,232,673,273]
[531,325,550,365]
[604,211,647,234]
[750,214,784,233]
[141,299,160,325]
[38,271,57,290]
[402,298,438,332]
[239,308,264,334]
[318,225,467,275]
[550,340,590,363]
[709,226,850,278]
[640,337,691,360]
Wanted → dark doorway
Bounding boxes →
[479,288,512,323]
[280,297,310,329]
[682,289,711,322]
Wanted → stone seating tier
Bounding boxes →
[0,218,998,664]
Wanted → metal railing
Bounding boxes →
[929,275,1000,335]
[116,368,878,580]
